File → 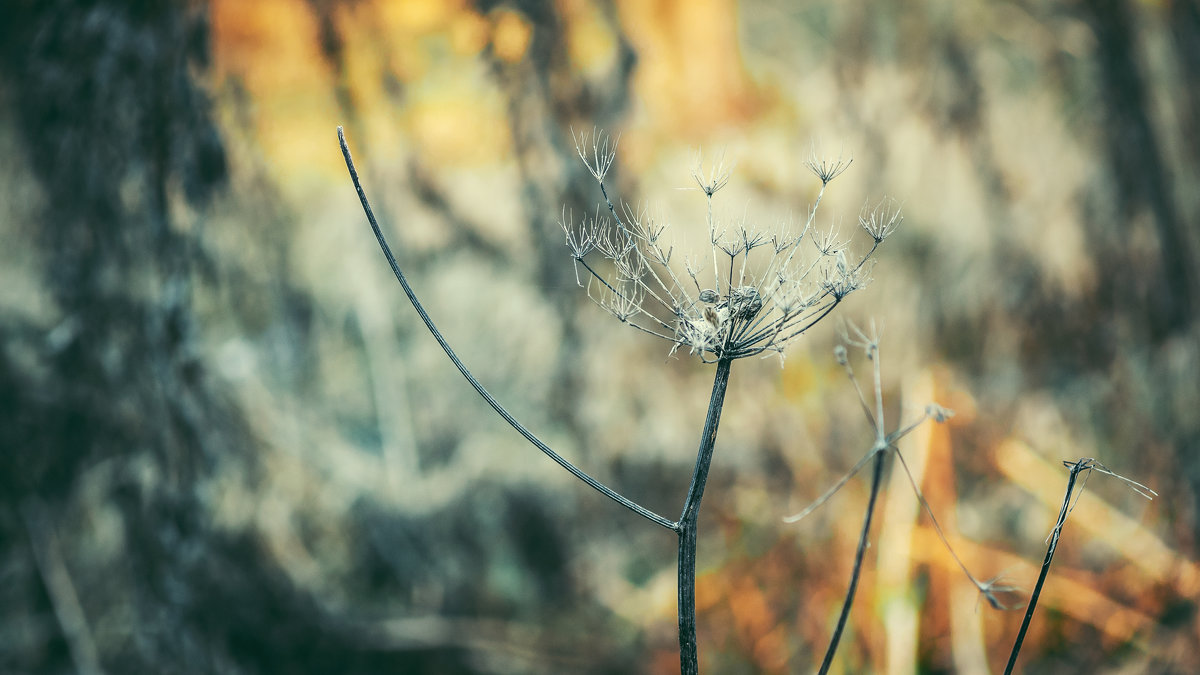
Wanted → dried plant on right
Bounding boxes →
[1003,459,1156,674]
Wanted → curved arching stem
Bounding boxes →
[338,127,675,531]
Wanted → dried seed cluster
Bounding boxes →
[562,129,901,363]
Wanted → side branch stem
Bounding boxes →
[338,127,674,531]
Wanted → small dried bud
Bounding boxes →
[926,403,955,423]
[704,306,721,328]
[698,289,719,304]
[833,344,848,365]
[727,286,763,320]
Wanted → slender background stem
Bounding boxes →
[1004,464,1081,675]
[677,358,733,675]
[819,450,886,675]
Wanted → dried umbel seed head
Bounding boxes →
[566,131,889,363]
[726,286,763,320]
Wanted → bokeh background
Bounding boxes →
[2,0,1198,673]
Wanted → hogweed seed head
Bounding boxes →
[560,206,603,261]
[565,131,897,363]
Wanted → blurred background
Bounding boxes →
[1,0,1198,673]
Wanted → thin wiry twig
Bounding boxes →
[782,445,882,524]
[891,452,1016,610]
[1003,457,1155,675]
[338,127,675,531]
[817,325,887,675]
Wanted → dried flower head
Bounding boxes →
[859,197,904,243]
[805,144,853,185]
[563,130,899,363]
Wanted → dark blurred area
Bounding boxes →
[0,1,1196,673]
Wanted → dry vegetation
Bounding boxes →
[1,1,1197,673]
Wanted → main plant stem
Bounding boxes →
[676,358,733,675]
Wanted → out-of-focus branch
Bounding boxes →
[21,498,105,675]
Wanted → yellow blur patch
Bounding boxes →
[211,0,513,176]
[561,0,618,73]
[375,0,457,33]
[211,0,342,177]
[491,9,533,63]
[449,10,491,57]
[617,0,763,138]
[212,0,330,95]
[406,92,510,167]
[780,357,817,400]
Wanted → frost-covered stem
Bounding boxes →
[677,357,733,675]
[819,448,886,675]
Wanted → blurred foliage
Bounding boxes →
[0,0,1197,673]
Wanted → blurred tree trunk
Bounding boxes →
[0,3,436,673]
[0,2,240,671]
[1080,0,1197,338]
